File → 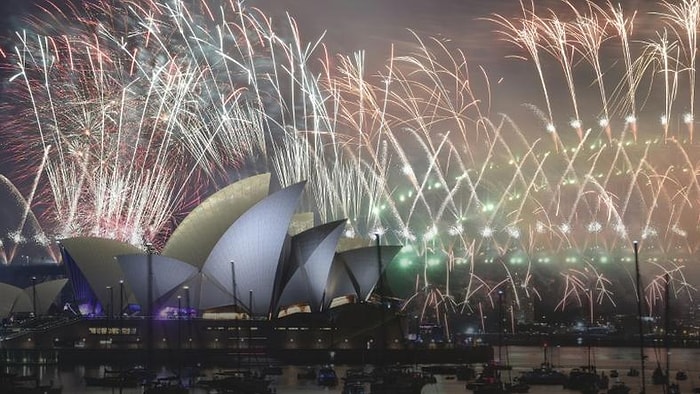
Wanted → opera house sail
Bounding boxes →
[54,173,401,322]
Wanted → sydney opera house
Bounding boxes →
[0,174,495,364]
[57,173,401,319]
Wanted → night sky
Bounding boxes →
[0,0,696,319]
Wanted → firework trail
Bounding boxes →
[555,265,614,322]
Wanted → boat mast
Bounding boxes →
[664,273,670,394]
[633,241,646,394]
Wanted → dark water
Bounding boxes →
[6,346,700,393]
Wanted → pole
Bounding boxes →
[248,290,253,359]
[145,241,153,372]
[177,296,181,319]
[498,290,503,364]
[119,280,124,319]
[231,261,239,366]
[587,288,592,370]
[634,241,646,394]
[664,273,670,394]
[106,286,113,320]
[31,276,37,317]
[176,294,182,378]
[106,286,113,348]
[184,286,191,349]
[375,233,385,367]
[177,296,182,349]
[231,261,236,310]
[183,286,190,318]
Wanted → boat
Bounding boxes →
[342,380,366,394]
[563,366,607,392]
[419,364,476,379]
[197,369,272,393]
[652,365,668,385]
[370,366,431,394]
[143,376,187,394]
[456,365,477,381]
[343,368,374,384]
[504,379,529,393]
[83,368,142,388]
[516,344,566,386]
[468,381,529,394]
[1,374,62,394]
[466,362,528,394]
[677,370,688,381]
[465,294,527,394]
[262,365,283,376]
[609,369,619,378]
[607,381,631,394]
[468,382,507,394]
[518,363,567,385]
[651,365,668,385]
[421,365,455,375]
[316,366,338,387]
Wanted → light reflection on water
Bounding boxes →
[5,346,700,393]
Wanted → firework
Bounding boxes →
[0,0,699,327]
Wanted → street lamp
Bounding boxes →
[183,286,190,319]
[497,289,504,364]
[31,277,37,318]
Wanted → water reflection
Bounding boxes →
[2,346,699,393]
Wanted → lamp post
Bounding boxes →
[177,296,182,319]
[183,286,190,318]
[498,289,504,364]
[183,286,191,349]
[106,286,113,320]
[119,280,124,319]
[375,232,386,367]
[230,261,236,312]
[31,277,37,318]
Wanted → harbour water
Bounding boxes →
[6,346,700,393]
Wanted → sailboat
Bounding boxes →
[369,234,430,394]
[661,273,680,394]
[518,345,567,386]
[632,243,678,394]
[466,290,529,394]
